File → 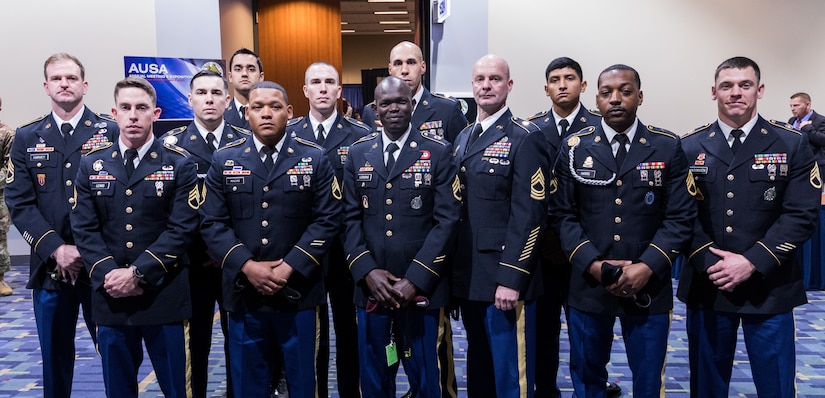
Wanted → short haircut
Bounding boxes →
[599,64,641,89]
[229,48,263,72]
[44,53,85,80]
[114,76,157,106]
[190,69,228,91]
[304,62,339,84]
[791,92,811,103]
[715,56,761,83]
[249,81,289,104]
[545,57,583,81]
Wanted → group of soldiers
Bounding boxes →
[5,41,819,398]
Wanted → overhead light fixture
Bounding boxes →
[384,29,412,33]
[368,0,405,2]
[379,21,409,24]
[340,21,348,25]
[341,29,356,33]
[374,11,408,15]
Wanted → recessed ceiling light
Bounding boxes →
[340,21,348,25]
[341,29,356,33]
[379,21,409,24]
[374,11,408,15]
[384,29,412,33]
[368,0,405,2]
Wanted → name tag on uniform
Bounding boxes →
[91,182,110,190]
[29,153,49,161]
[357,173,372,182]
[225,177,245,185]
[576,169,596,178]
[690,166,708,175]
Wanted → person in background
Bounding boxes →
[788,92,825,174]
[225,48,264,130]
[0,96,14,296]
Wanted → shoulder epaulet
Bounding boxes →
[84,141,113,156]
[352,132,379,146]
[163,142,189,157]
[420,130,447,146]
[18,114,48,128]
[682,124,711,138]
[430,92,457,102]
[343,116,370,132]
[646,125,678,139]
[513,117,539,133]
[228,125,252,136]
[586,108,601,117]
[287,116,304,127]
[95,113,115,122]
[163,125,187,137]
[769,119,802,135]
[566,126,596,147]
[217,137,246,151]
[295,136,322,149]
[528,110,549,121]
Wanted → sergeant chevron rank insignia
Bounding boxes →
[531,168,545,200]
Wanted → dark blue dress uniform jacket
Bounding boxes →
[450,110,551,302]
[224,101,250,130]
[161,122,251,266]
[199,135,342,313]
[6,108,118,290]
[343,129,461,308]
[551,122,696,315]
[287,114,371,184]
[71,139,199,325]
[678,117,820,314]
[363,88,468,143]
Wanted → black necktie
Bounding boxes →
[239,105,247,120]
[124,149,138,178]
[731,129,744,154]
[558,119,569,137]
[316,125,326,146]
[205,132,216,153]
[60,123,72,142]
[261,146,275,172]
[466,123,483,154]
[615,133,629,167]
[385,142,399,172]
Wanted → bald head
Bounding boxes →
[374,76,413,139]
[472,54,513,120]
[388,41,426,94]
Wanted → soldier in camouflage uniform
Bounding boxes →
[0,96,14,296]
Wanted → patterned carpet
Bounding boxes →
[1,256,824,397]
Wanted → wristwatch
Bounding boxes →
[131,265,145,281]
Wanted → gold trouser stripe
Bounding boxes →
[756,241,781,266]
[688,241,713,260]
[221,243,244,268]
[314,307,321,398]
[33,229,55,254]
[295,245,320,266]
[184,320,194,398]
[89,256,114,278]
[437,309,457,398]
[658,312,673,398]
[568,240,590,263]
[649,243,673,267]
[515,301,528,398]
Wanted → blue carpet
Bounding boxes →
[1,257,824,397]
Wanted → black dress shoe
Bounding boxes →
[606,381,622,398]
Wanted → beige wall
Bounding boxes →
[484,0,825,134]
[342,34,413,85]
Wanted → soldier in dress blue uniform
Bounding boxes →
[71,77,199,398]
[678,57,820,398]
[199,81,342,398]
[362,41,467,143]
[549,64,696,398]
[527,57,604,398]
[287,62,369,398]
[5,53,118,398]
[224,48,264,130]
[343,76,460,398]
[160,69,249,398]
[451,54,550,398]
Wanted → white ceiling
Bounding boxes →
[341,0,416,35]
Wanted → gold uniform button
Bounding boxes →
[125,207,133,214]
[263,186,270,192]
[648,181,654,186]
[96,191,102,196]
[613,234,621,242]
[726,209,734,216]
[727,192,734,199]
[386,183,392,189]
[262,238,269,245]
[489,168,495,174]
[460,166,466,173]
[36,162,42,168]
[299,186,305,190]
[262,202,269,209]
[65,180,72,186]
[386,199,392,205]
[725,226,733,233]
[65,163,72,169]
[125,224,133,231]
[68,197,75,204]
[125,189,133,196]
[232,186,238,192]
[616,180,623,187]
[386,230,393,237]
[727,174,734,181]
[614,217,622,224]
[126,241,134,249]
[386,214,393,221]
[615,198,623,205]
[262,220,269,227]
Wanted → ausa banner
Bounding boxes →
[124,56,225,120]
